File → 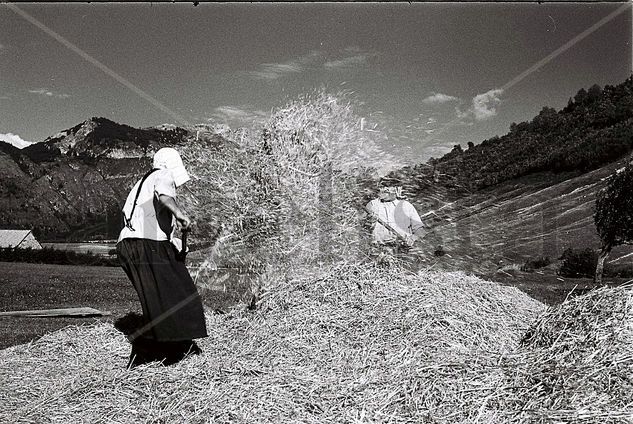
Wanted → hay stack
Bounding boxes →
[179,91,396,297]
[4,265,631,422]
[0,264,543,423]
[502,284,633,423]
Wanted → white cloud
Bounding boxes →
[455,88,504,121]
[455,106,470,120]
[471,88,504,120]
[0,133,34,149]
[250,51,323,80]
[422,93,459,105]
[251,63,303,80]
[28,88,71,99]
[250,48,377,80]
[422,144,455,160]
[324,46,378,70]
[324,52,375,70]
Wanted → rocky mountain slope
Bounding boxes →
[0,118,230,240]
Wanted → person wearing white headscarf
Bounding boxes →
[116,147,207,368]
[119,147,191,242]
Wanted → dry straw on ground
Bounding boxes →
[1,263,543,423]
[2,263,632,423]
[503,284,633,423]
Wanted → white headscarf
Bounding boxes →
[153,147,190,187]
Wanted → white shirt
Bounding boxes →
[366,198,424,244]
[118,169,177,242]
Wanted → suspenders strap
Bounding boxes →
[123,168,159,231]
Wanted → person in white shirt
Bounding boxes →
[365,185,425,261]
[116,147,207,368]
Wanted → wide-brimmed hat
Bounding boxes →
[153,147,190,187]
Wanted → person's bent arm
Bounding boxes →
[405,202,426,240]
[158,194,191,230]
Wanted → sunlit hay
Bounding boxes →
[176,91,399,303]
[500,284,633,423]
[254,90,396,268]
[0,264,544,423]
[260,262,544,357]
[261,90,395,174]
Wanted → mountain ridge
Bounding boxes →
[0,118,233,240]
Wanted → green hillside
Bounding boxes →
[390,76,633,199]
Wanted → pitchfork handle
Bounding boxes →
[181,227,190,257]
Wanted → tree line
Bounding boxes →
[390,76,633,198]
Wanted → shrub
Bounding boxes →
[604,262,633,278]
[558,248,597,278]
[521,256,551,272]
[559,247,633,279]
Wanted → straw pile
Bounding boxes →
[178,91,396,293]
[0,263,545,423]
[3,263,632,422]
[501,284,633,423]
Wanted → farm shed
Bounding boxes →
[0,230,42,249]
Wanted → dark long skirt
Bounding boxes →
[117,238,208,342]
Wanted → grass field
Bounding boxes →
[0,261,251,350]
[420,159,633,275]
[0,262,139,349]
[41,242,117,256]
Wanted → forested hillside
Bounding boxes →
[391,76,633,198]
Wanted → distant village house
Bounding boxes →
[0,230,43,250]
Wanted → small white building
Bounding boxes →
[0,230,43,249]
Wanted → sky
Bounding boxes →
[0,2,631,164]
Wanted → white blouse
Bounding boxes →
[366,198,424,243]
[118,169,178,242]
